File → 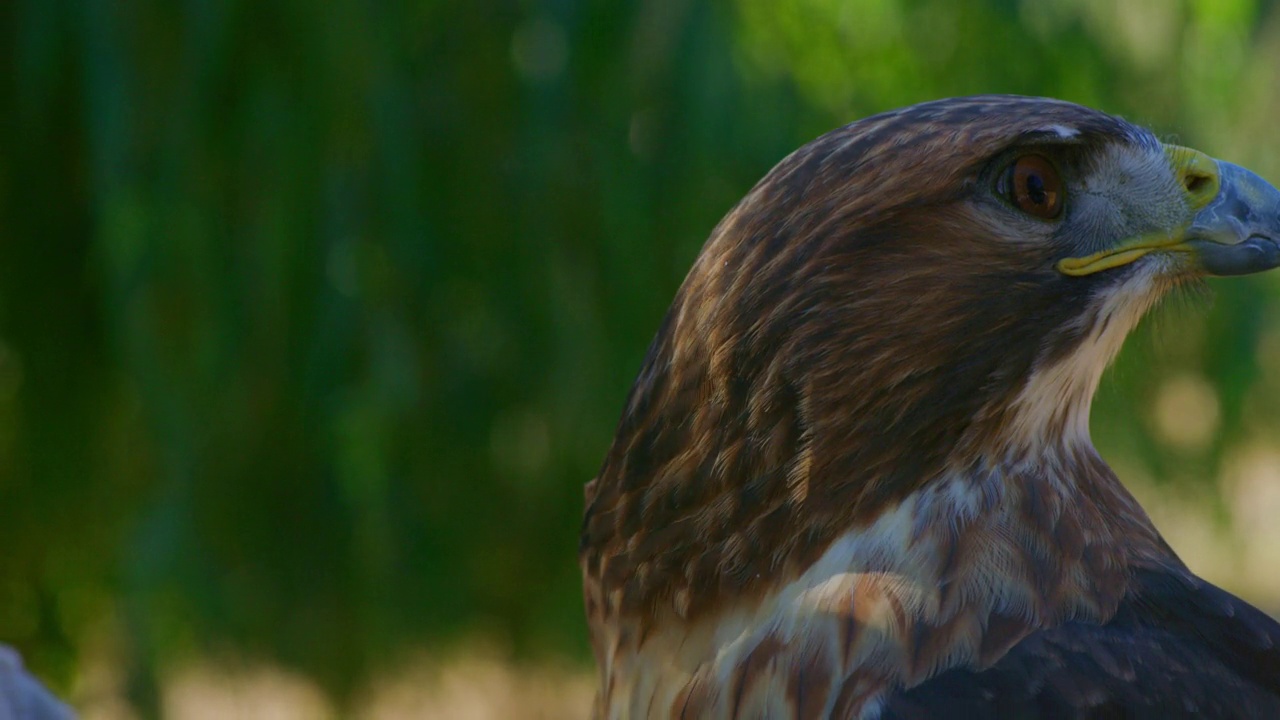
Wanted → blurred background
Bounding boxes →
[3,0,1280,717]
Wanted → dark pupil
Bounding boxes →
[1024,172,1046,205]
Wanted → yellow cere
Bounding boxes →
[1057,145,1220,277]
[1165,145,1221,211]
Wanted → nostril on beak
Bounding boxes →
[1165,145,1222,211]
[1185,173,1212,195]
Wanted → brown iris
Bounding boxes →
[1005,154,1064,219]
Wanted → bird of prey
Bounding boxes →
[580,96,1280,719]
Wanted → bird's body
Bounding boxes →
[580,96,1280,718]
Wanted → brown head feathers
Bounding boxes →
[582,96,1171,627]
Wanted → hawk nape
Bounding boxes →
[580,96,1280,719]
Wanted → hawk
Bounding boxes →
[580,96,1280,719]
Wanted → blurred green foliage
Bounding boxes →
[3,0,1280,713]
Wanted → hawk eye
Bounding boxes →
[1002,154,1064,220]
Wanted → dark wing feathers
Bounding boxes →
[883,569,1280,719]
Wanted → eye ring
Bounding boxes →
[1001,154,1064,220]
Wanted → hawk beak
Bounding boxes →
[1180,159,1280,275]
[1058,146,1280,277]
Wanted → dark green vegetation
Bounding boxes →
[3,0,1280,713]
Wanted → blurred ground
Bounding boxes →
[81,650,593,720]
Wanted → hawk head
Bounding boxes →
[580,96,1280,716]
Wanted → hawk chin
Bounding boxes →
[581,95,1280,719]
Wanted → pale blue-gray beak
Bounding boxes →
[1184,161,1280,276]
